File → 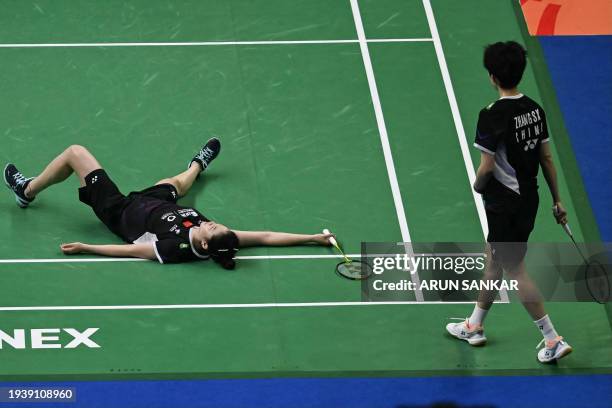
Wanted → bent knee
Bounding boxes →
[66,144,90,156]
[157,177,183,194]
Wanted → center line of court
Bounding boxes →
[349,0,423,301]
[0,39,432,48]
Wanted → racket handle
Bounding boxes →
[322,229,339,247]
[553,205,573,237]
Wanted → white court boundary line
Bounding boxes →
[349,0,423,302]
[422,0,508,303]
[0,38,432,48]
[0,300,507,312]
[0,254,361,264]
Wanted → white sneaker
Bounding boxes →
[446,318,487,346]
[536,336,573,363]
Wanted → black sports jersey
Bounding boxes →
[474,94,550,196]
[119,196,210,264]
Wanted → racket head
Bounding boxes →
[336,260,372,280]
[585,260,611,304]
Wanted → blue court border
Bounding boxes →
[0,375,611,408]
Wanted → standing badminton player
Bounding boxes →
[4,138,333,269]
[445,41,572,363]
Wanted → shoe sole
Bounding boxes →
[446,325,487,346]
[3,163,30,208]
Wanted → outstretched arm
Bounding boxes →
[233,230,334,248]
[61,242,157,260]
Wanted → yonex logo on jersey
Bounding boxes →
[0,328,100,349]
[524,139,538,151]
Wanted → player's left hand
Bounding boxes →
[61,242,86,255]
[313,233,335,246]
[552,202,568,225]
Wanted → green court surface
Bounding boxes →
[1,0,610,380]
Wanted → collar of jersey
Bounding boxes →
[499,93,524,100]
[189,228,210,260]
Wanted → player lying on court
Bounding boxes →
[4,138,333,269]
[445,41,572,363]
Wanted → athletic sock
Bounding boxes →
[468,305,489,327]
[534,314,559,341]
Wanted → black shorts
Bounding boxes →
[484,184,539,267]
[78,169,178,241]
[484,188,539,243]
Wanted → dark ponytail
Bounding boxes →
[208,230,239,270]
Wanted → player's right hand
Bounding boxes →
[61,242,85,255]
[552,202,568,225]
[313,233,335,246]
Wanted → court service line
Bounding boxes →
[0,39,433,48]
[0,254,361,264]
[0,300,507,312]
[349,0,423,301]
[422,0,509,302]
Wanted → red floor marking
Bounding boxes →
[536,3,562,35]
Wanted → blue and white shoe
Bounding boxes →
[4,163,34,208]
[189,137,221,173]
[537,336,572,363]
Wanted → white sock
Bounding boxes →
[468,305,489,326]
[534,315,559,341]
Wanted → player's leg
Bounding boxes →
[155,165,200,197]
[445,207,509,346]
[445,247,498,346]
[505,258,545,319]
[4,145,101,208]
[505,259,572,362]
[511,191,571,362]
[155,137,221,197]
[27,145,101,195]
